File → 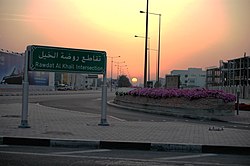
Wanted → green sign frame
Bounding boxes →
[28,45,106,74]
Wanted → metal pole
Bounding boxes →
[19,50,30,128]
[110,57,113,92]
[99,56,109,126]
[117,64,119,79]
[95,78,97,90]
[144,0,149,87]
[148,39,150,81]
[156,50,158,82]
[237,85,240,115]
[157,14,161,83]
[243,52,246,99]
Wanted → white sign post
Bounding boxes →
[99,70,109,126]
[19,50,30,128]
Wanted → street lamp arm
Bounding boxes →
[134,35,150,39]
[114,61,125,64]
[108,56,120,59]
[140,10,161,16]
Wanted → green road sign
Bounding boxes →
[28,45,106,74]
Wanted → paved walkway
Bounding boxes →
[240,98,250,104]
[1,102,250,154]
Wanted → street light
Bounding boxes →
[125,67,131,79]
[143,0,149,88]
[140,10,161,83]
[119,65,127,75]
[135,35,151,81]
[114,61,125,79]
[108,56,120,92]
[150,48,158,81]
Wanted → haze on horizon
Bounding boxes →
[0,0,249,82]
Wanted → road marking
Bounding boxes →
[51,149,111,155]
[93,98,101,101]
[109,116,126,122]
[156,154,217,160]
[0,151,220,165]
[0,145,9,147]
[0,150,142,161]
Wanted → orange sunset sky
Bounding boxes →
[0,0,249,82]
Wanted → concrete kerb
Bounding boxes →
[50,139,100,148]
[0,136,99,148]
[1,136,250,155]
[107,100,230,123]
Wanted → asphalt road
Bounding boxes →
[0,145,250,166]
[0,91,249,130]
[0,92,177,122]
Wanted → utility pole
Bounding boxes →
[243,52,247,99]
[144,0,149,87]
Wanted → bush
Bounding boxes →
[116,88,236,103]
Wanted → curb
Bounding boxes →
[107,100,247,125]
[0,90,102,97]
[1,136,249,155]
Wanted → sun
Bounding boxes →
[131,77,138,83]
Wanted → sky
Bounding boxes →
[0,0,250,82]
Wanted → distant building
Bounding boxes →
[220,54,250,86]
[148,77,165,88]
[56,73,99,90]
[206,53,250,99]
[206,66,221,87]
[165,75,180,88]
[206,54,250,87]
[171,68,206,88]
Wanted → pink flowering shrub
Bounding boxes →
[116,88,236,103]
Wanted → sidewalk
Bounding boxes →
[1,102,250,154]
[240,98,250,104]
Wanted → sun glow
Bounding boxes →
[131,77,138,83]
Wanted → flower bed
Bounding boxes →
[114,88,236,118]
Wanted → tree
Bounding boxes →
[117,75,131,87]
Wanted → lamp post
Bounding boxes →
[125,67,131,79]
[114,61,125,79]
[108,56,120,92]
[135,35,151,81]
[142,0,149,88]
[119,65,128,75]
[243,52,247,99]
[150,48,158,81]
[236,85,240,115]
[140,10,161,83]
